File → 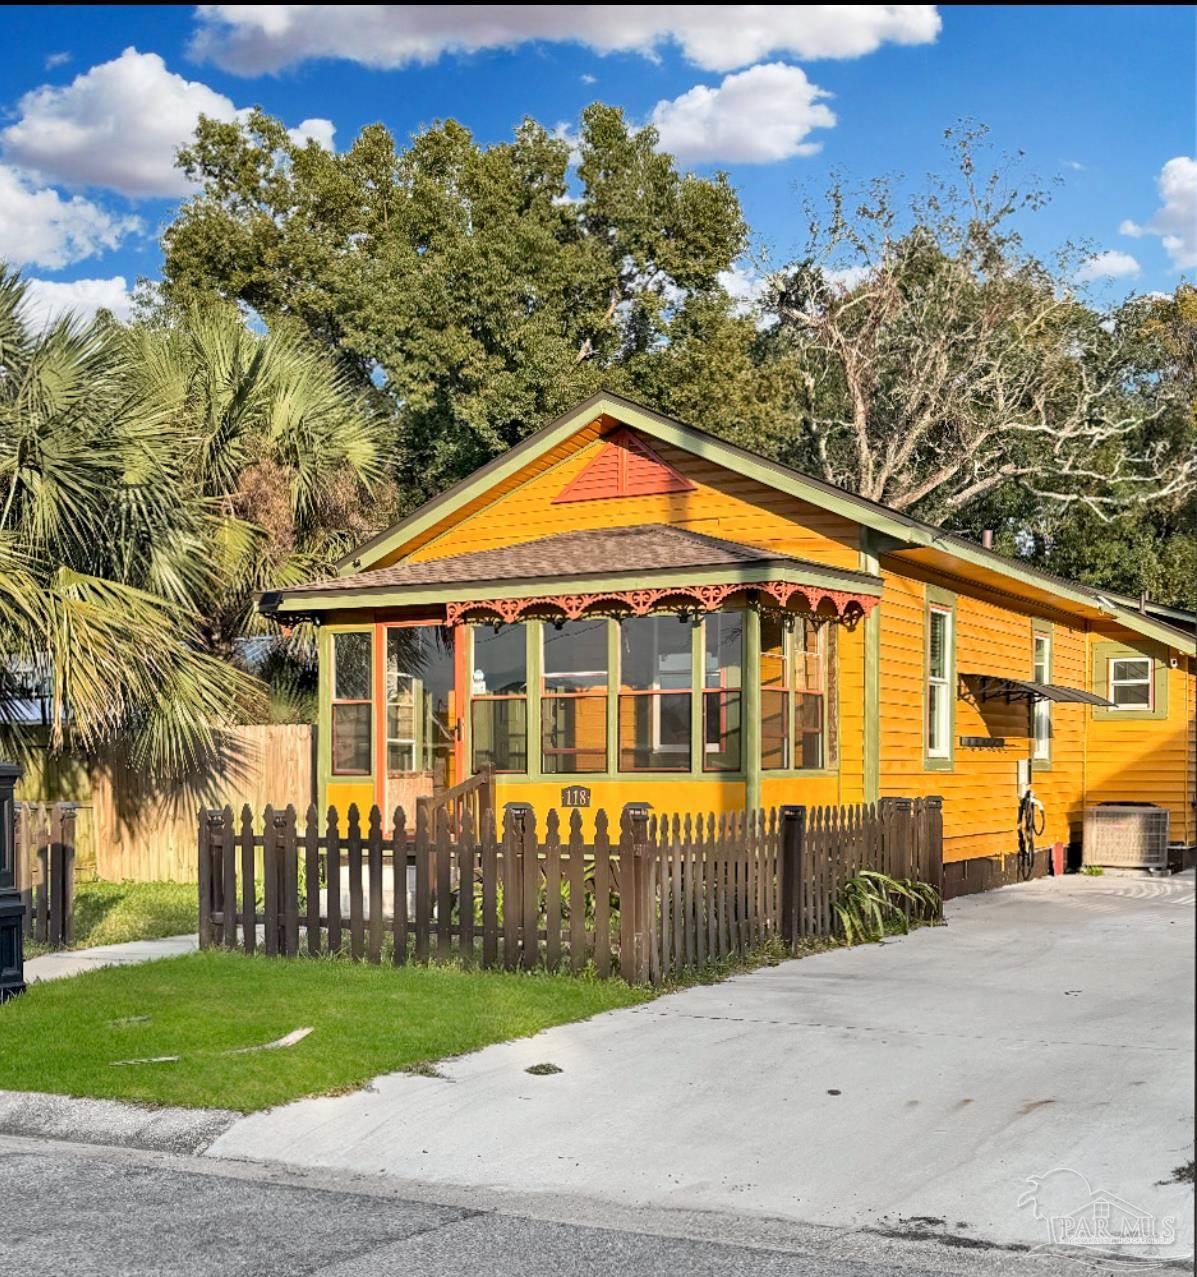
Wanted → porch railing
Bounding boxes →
[198,796,942,983]
[417,765,494,840]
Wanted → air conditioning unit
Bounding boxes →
[1082,803,1171,872]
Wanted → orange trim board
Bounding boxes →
[552,428,696,503]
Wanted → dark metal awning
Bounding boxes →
[963,674,1113,707]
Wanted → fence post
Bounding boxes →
[197,809,222,949]
[620,804,651,984]
[779,805,806,948]
[58,803,77,948]
[926,795,944,915]
[0,762,25,1000]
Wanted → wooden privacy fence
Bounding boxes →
[199,796,943,983]
[14,802,78,947]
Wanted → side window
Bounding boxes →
[926,606,953,759]
[1032,631,1051,760]
[1108,657,1153,709]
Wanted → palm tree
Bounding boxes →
[0,269,387,773]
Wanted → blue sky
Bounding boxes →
[1,5,1192,325]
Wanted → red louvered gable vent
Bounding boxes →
[553,428,696,503]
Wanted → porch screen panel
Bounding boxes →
[759,615,826,770]
[332,631,372,775]
[542,619,608,773]
[471,623,527,773]
[386,626,456,789]
[618,615,692,771]
[702,612,743,772]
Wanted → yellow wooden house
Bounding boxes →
[261,393,1196,894]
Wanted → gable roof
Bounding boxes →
[294,525,841,594]
[331,392,1194,655]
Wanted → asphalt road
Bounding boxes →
[0,1132,1149,1277]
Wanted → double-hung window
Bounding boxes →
[1108,657,1153,710]
[926,606,953,760]
[1032,631,1051,760]
[331,631,372,775]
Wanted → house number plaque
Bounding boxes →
[560,785,591,808]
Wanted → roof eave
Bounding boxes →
[269,558,884,615]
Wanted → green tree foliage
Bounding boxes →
[0,272,384,770]
[163,105,747,499]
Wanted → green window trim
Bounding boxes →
[1031,619,1054,771]
[454,608,843,787]
[322,625,376,783]
[1091,639,1169,721]
[923,585,956,772]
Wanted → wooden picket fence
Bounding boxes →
[14,802,78,947]
[198,796,943,983]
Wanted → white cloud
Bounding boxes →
[191,5,941,75]
[19,275,135,329]
[1062,159,1085,172]
[287,118,336,150]
[825,263,872,291]
[44,51,71,70]
[718,263,767,312]
[650,63,835,165]
[1120,156,1197,270]
[580,73,597,86]
[1,48,238,198]
[1074,250,1140,284]
[0,165,137,269]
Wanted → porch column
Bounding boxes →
[861,532,882,803]
[745,605,762,814]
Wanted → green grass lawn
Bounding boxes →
[0,951,652,1111]
[25,880,197,956]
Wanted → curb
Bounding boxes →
[0,1089,238,1155]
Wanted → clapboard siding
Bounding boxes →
[405,431,862,569]
[877,559,1091,862]
[1086,626,1196,844]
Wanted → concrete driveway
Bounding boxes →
[211,873,1195,1261]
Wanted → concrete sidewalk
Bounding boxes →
[24,933,197,983]
[211,873,1195,1262]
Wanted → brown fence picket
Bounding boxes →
[520,812,540,970]
[414,803,431,963]
[459,815,476,961]
[500,808,520,970]
[392,807,408,965]
[305,803,321,956]
[592,810,612,977]
[435,810,452,962]
[326,807,342,955]
[544,809,561,972]
[346,805,364,961]
[567,811,586,973]
[480,808,498,967]
[235,805,254,954]
[282,806,300,957]
[261,804,277,956]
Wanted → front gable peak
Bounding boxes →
[551,427,695,504]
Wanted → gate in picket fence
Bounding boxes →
[198,797,943,984]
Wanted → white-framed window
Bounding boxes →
[1108,656,1153,709]
[926,606,953,758]
[1032,631,1051,760]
